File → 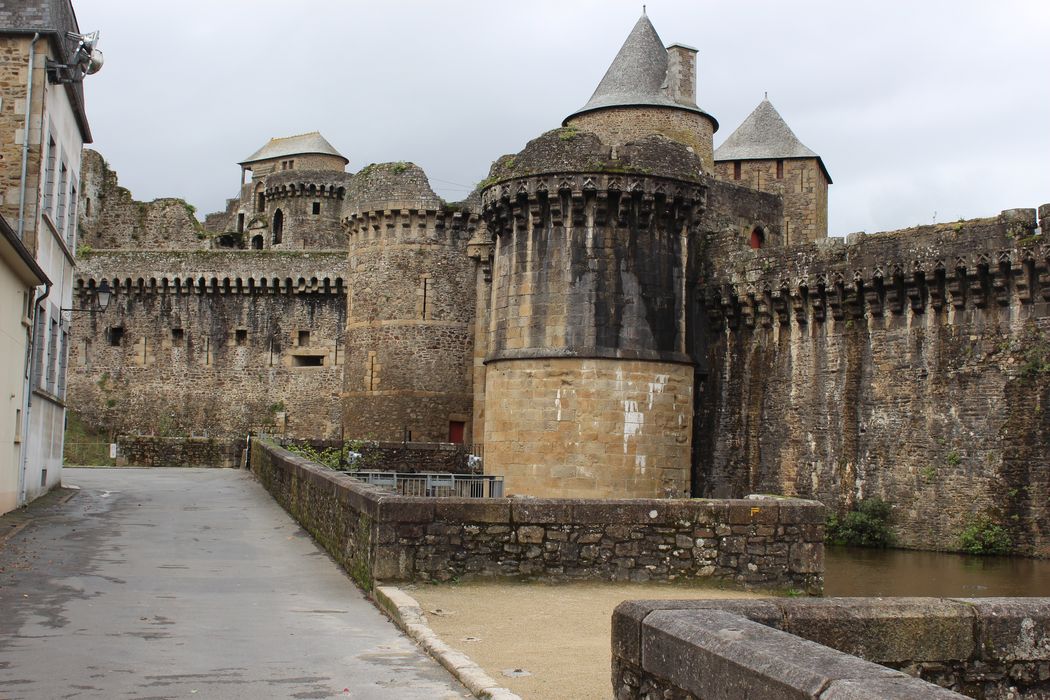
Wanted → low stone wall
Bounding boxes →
[117,435,243,468]
[612,597,1050,699]
[250,437,825,591]
[278,439,479,474]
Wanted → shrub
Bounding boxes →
[958,516,1012,555]
[826,498,894,548]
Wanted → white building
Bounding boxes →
[0,0,99,507]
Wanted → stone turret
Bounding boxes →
[563,14,718,170]
[477,127,705,498]
[713,99,830,243]
[341,162,477,443]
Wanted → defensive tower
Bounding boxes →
[563,14,719,170]
[713,99,830,243]
[341,163,477,443]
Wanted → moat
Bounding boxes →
[825,546,1050,597]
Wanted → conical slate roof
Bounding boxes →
[714,99,830,181]
[564,14,714,124]
[239,132,348,166]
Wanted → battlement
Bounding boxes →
[263,170,350,202]
[343,207,478,244]
[75,274,345,300]
[704,207,1046,327]
[480,172,706,237]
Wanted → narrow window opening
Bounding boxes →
[171,328,184,342]
[204,336,212,366]
[14,409,21,443]
[421,277,429,319]
[43,136,56,213]
[108,326,124,347]
[776,159,784,179]
[733,161,741,180]
[85,197,92,217]
[251,234,263,250]
[368,353,377,391]
[272,208,283,245]
[298,330,310,346]
[292,355,323,367]
[312,201,321,215]
[448,421,465,444]
[749,227,765,250]
[256,192,265,212]
[40,469,47,487]
[237,213,245,233]
[236,329,247,346]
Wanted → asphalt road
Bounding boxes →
[0,467,466,700]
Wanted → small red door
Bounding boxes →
[448,421,465,444]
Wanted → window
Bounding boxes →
[237,213,245,233]
[749,227,765,250]
[171,328,184,342]
[32,312,46,385]
[251,234,263,250]
[776,160,784,179]
[236,329,247,346]
[312,201,321,215]
[448,421,465,444]
[292,354,323,367]
[66,178,78,248]
[85,197,91,217]
[55,163,68,236]
[56,329,68,398]
[733,161,741,180]
[272,209,283,245]
[43,136,57,214]
[107,326,124,347]
[297,330,310,346]
[46,318,59,392]
[256,192,265,212]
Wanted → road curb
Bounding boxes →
[374,586,521,700]
[0,486,79,548]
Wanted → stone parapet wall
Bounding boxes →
[566,107,716,170]
[612,597,1050,699]
[117,435,243,468]
[250,438,824,591]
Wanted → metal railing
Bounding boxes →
[352,471,504,498]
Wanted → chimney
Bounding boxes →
[665,43,698,106]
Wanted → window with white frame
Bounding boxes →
[42,135,57,215]
[66,177,78,249]
[45,316,58,393]
[55,162,68,237]
[56,328,68,398]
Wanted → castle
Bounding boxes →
[69,15,1050,556]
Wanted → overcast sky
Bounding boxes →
[74,1,1048,237]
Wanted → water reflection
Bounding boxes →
[824,546,1050,597]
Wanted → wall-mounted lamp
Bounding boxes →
[46,30,104,84]
[62,279,112,318]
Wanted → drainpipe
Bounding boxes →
[17,33,40,240]
[18,283,51,505]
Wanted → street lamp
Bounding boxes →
[62,279,112,317]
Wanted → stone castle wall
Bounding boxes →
[79,150,207,250]
[67,250,348,442]
[698,207,1050,556]
[712,157,828,242]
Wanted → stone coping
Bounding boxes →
[613,597,1050,699]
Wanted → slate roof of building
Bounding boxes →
[240,132,348,166]
[714,99,831,181]
[564,14,715,125]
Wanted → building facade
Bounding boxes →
[0,0,96,507]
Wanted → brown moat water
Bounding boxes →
[825,546,1050,597]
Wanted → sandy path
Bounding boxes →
[408,581,760,699]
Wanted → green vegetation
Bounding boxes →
[284,439,380,472]
[946,451,962,467]
[76,242,94,257]
[826,498,894,548]
[392,161,409,175]
[958,515,1012,555]
[557,126,578,141]
[63,411,115,466]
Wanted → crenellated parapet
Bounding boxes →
[479,172,706,239]
[74,274,345,302]
[702,207,1047,329]
[263,170,349,203]
[343,207,478,247]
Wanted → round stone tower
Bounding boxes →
[563,14,718,171]
[478,129,706,498]
[341,163,477,443]
[263,171,352,249]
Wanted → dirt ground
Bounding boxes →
[407,580,760,699]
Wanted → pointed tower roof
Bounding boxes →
[564,14,716,126]
[714,99,831,181]
[239,132,348,167]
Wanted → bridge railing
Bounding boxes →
[351,471,504,498]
